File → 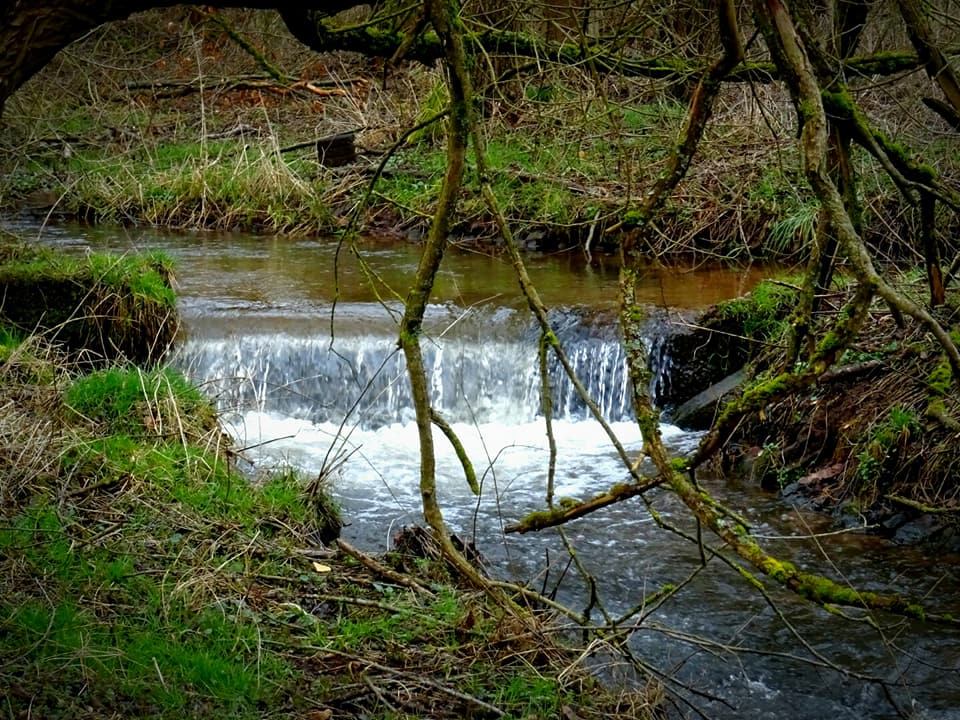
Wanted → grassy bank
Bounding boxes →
[3,9,956,260]
[0,241,177,365]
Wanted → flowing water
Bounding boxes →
[26,222,960,719]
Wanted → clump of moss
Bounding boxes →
[718,279,798,343]
[0,243,179,366]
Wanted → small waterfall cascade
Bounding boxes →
[645,333,673,409]
[173,305,656,429]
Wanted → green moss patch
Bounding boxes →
[0,243,178,366]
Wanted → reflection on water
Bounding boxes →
[17,221,960,719]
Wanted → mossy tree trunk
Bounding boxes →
[395,0,490,589]
[896,0,960,129]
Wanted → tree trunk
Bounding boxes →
[896,0,960,122]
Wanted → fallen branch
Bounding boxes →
[505,476,667,534]
[124,76,350,100]
[886,494,960,515]
[311,647,506,718]
[335,538,434,596]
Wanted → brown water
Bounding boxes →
[22,221,960,720]
[20,221,771,309]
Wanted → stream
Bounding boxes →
[26,222,960,719]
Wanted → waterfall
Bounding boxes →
[174,310,637,429]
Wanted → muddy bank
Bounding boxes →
[661,282,960,549]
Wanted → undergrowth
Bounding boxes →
[726,281,960,528]
[5,8,956,260]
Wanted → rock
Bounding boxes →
[647,305,754,411]
[893,514,945,545]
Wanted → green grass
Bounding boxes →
[0,323,24,361]
[767,200,818,255]
[65,366,214,435]
[855,404,920,486]
[0,244,177,308]
[0,495,292,717]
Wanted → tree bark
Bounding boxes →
[896,0,960,121]
[0,0,363,117]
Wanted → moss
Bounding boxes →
[670,457,688,473]
[717,279,796,343]
[927,357,952,397]
[608,483,633,497]
[635,408,660,440]
[762,557,797,584]
[821,89,856,118]
[620,209,648,228]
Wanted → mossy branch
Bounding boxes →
[886,495,960,515]
[504,477,667,534]
[736,0,959,624]
[821,89,960,211]
[285,13,946,85]
[619,0,743,472]
[395,0,488,590]
[430,408,478,495]
[199,9,290,84]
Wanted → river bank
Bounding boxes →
[654,275,960,549]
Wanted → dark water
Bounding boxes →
[21,222,960,720]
